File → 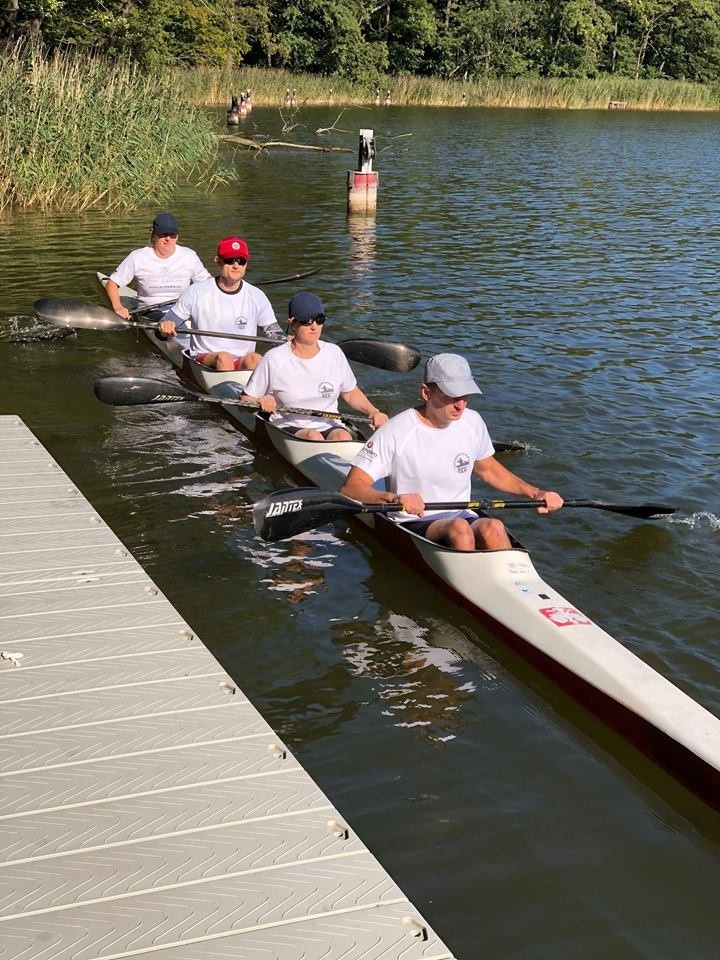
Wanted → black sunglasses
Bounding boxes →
[221,256,248,266]
[295,315,326,326]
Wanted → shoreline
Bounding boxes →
[179,66,720,114]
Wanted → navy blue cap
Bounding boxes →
[288,292,326,322]
[152,212,178,235]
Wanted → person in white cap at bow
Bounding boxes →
[158,235,284,371]
[243,291,388,440]
[106,212,211,319]
[340,353,563,550]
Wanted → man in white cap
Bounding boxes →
[340,353,563,549]
[106,212,211,318]
[158,236,284,371]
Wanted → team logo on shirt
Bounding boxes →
[454,453,471,473]
[359,439,376,459]
[318,381,333,398]
[234,315,248,330]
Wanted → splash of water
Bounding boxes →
[4,314,76,343]
[670,511,720,531]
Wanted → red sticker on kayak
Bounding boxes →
[539,606,592,627]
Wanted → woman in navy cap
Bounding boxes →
[243,291,388,440]
[105,212,210,319]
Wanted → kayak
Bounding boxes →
[96,274,720,811]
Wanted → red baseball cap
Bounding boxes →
[217,237,249,260]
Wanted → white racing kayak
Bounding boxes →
[96,273,720,811]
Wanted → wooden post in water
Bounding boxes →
[347,129,378,215]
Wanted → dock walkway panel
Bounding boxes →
[0,416,456,960]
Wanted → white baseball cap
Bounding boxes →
[424,353,482,396]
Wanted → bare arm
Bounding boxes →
[105,280,130,320]
[340,387,389,430]
[474,456,563,513]
[340,465,399,505]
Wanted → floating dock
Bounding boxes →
[0,416,456,960]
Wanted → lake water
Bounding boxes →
[1,104,719,958]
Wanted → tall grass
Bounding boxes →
[178,64,720,112]
[0,45,220,212]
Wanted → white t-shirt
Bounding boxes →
[244,341,357,430]
[351,407,495,521]
[109,245,211,308]
[168,278,282,357]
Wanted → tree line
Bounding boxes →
[3,1,720,85]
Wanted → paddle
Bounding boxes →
[254,268,320,285]
[33,299,421,372]
[34,300,286,346]
[95,375,374,426]
[93,375,522,450]
[253,487,679,542]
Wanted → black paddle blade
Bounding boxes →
[494,439,527,453]
[253,488,363,541]
[572,500,678,519]
[339,339,421,372]
[94,376,198,406]
[34,299,128,330]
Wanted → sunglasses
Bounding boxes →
[156,232,178,239]
[295,315,326,326]
[221,256,248,266]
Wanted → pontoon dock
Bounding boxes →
[0,416,455,960]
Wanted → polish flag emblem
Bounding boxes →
[539,606,592,627]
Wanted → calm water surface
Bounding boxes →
[1,106,719,958]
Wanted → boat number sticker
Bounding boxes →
[539,606,592,627]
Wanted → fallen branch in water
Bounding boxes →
[315,110,348,135]
[220,134,352,153]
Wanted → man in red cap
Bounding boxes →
[158,236,284,370]
[106,212,211,318]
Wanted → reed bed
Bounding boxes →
[179,64,720,112]
[0,46,219,213]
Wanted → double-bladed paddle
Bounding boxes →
[253,487,679,542]
[33,300,421,372]
[95,376,375,426]
[93,376,523,451]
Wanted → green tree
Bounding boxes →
[539,0,614,76]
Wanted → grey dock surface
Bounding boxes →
[0,416,456,960]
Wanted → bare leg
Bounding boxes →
[423,516,510,551]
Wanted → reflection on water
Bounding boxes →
[234,528,338,605]
[341,613,475,744]
[1,106,720,960]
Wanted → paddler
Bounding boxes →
[340,353,563,549]
[242,291,389,440]
[106,212,211,319]
[157,236,285,371]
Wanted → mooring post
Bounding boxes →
[347,128,378,215]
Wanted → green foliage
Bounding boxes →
[4,0,720,85]
[0,44,219,211]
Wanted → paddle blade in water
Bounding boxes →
[34,299,130,330]
[567,500,679,519]
[95,376,198,406]
[339,339,421,372]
